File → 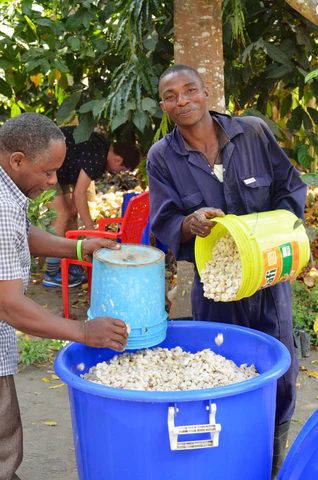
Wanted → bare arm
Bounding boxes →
[181,207,225,243]
[0,279,128,351]
[73,169,95,230]
[28,225,120,262]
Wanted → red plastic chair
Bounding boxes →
[97,191,150,242]
[61,191,150,318]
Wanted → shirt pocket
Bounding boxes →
[181,191,204,213]
[241,173,272,212]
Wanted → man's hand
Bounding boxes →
[82,317,129,351]
[81,237,120,262]
[181,207,225,243]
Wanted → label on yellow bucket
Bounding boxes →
[259,241,300,289]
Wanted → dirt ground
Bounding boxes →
[14,270,318,480]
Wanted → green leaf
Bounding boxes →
[79,47,95,59]
[73,114,96,143]
[67,37,81,51]
[5,72,15,87]
[21,0,33,16]
[35,18,57,29]
[92,100,107,118]
[25,58,50,74]
[11,103,22,117]
[133,110,149,133]
[58,73,69,91]
[153,113,171,143]
[240,108,283,139]
[124,100,136,115]
[301,173,318,188]
[223,21,232,46]
[0,58,19,69]
[286,106,303,133]
[282,148,293,158]
[54,58,68,73]
[79,99,106,118]
[307,107,318,126]
[93,88,103,99]
[17,101,34,112]
[142,97,157,115]
[91,38,108,53]
[48,70,55,87]
[305,69,318,83]
[111,111,127,131]
[295,144,313,169]
[0,78,12,98]
[302,111,313,132]
[65,9,89,30]
[143,30,159,51]
[13,72,27,92]
[24,15,39,40]
[296,31,312,52]
[241,43,254,64]
[280,94,292,119]
[45,34,57,50]
[37,190,57,204]
[305,225,318,242]
[263,42,292,66]
[56,92,82,126]
[266,65,292,79]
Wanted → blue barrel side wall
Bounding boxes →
[55,322,291,480]
[70,386,276,480]
[89,246,167,349]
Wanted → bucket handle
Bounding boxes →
[168,402,221,450]
[249,212,259,238]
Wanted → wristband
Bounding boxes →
[76,240,83,262]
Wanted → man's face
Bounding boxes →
[14,140,66,199]
[159,70,209,128]
[106,150,127,173]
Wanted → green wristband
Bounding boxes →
[77,239,83,262]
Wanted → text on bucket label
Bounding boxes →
[259,241,300,289]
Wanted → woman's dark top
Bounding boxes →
[57,126,110,184]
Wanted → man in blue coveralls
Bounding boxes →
[146,64,307,479]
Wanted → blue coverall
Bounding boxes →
[146,111,307,426]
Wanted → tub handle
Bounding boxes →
[168,403,221,450]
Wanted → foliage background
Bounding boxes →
[0,0,316,350]
[0,0,317,174]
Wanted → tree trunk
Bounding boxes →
[173,0,225,318]
[174,0,225,112]
[285,0,318,25]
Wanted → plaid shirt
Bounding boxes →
[0,166,31,376]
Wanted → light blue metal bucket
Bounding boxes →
[87,244,167,349]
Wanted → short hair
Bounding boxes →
[159,64,204,89]
[113,143,141,170]
[0,112,65,162]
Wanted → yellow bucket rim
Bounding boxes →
[194,216,260,301]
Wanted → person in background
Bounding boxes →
[0,112,128,480]
[43,126,141,287]
[146,64,307,479]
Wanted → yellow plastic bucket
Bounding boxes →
[195,210,310,301]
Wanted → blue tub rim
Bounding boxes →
[93,244,165,265]
[54,321,291,403]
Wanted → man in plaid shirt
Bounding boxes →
[0,113,129,480]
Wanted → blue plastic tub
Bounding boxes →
[87,245,167,349]
[278,409,318,479]
[55,321,291,480]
